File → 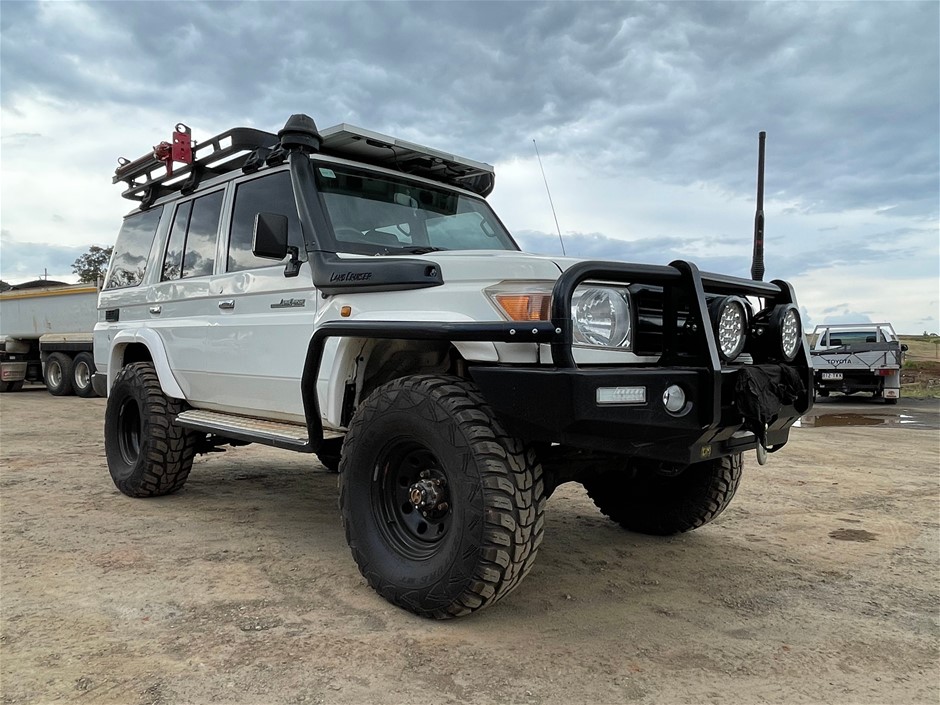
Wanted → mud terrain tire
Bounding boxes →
[340,374,545,618]
[583,453,743,536]
[104,362,198,497]
[44,352,74,396]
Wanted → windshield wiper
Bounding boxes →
[401,247,448,254]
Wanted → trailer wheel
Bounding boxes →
[0,381,24,393]
[72,352,97,398]
[104,362,197,497]
[44,352,74,396]
[340,374,545,618]
[583,453,743,536]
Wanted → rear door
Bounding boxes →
[148,187,225,402]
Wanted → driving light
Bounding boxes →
[571,286,633,349]
[709,296,748,361]
[662,384,687,414]
[773,304,802,362]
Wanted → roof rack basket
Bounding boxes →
[113,127,278,204]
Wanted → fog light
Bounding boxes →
[596,386,646,405]
[662,384,686,413]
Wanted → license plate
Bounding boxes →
[821,372,842,380]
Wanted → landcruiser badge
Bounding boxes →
[271,298,306,309]
[329,271,373,282]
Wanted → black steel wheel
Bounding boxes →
[340,374,545,619]
[583,453,743,536]
[104,362,198,497]
[371,441,453,559]
[44,352,74,396]
[72,352,97,398]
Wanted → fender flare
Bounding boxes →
[108,328,186,399]
[314,329,499,430]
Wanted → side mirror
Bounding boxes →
[901,344,909,352]
[252,213,289,260]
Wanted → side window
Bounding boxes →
[105,206,164,289]
[228,171,301,272]
[162,202,191,281]
[159,191,223,281]
[183,191,222,278]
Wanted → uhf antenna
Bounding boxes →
[751,131,766,281]
[532,139,566,256]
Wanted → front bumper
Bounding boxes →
[470,363,807,465]
[302,259,814,459]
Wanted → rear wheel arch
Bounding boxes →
[108,330,185,400]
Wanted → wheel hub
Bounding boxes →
[372,444,453,557]
[409,477,444,510]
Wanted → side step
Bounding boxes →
[175,409,325,453]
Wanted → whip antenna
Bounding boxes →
[533,139,566,256]
[751,131,766,281]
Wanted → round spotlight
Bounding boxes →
[776,305,802,361]
[710,296,748,361]
[662,384,686,414]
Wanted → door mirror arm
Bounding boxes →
[284,246,301,278]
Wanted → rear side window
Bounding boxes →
[160,191,223,281]
[228,171,302,272]
[105,207,164,289]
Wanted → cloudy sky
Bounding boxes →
[1,1,937,333]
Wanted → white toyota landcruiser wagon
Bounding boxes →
[95,114,812,618]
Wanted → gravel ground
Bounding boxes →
[1,389,938,705]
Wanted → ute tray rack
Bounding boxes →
[114,121,496,205]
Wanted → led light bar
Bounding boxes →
[596,386,647,405]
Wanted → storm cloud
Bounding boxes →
[1,1,937,330]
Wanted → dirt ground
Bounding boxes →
[1,388,938,705]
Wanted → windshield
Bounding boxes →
[313,162,519,255]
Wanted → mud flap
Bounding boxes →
[734,365,805,451]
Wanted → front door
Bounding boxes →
[204,168,316,423]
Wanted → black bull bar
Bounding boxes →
[301,259,814,465]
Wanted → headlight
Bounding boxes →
[571,286,632,349]
[708,296,748,361]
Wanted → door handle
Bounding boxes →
[218,300,235,310]
[149,305,162,315]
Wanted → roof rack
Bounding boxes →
[114,117,496,205]
[318,124,495,197]
[113,126,278,204]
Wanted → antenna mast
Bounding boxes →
[532,139,566,256]
[751,131,766,281]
